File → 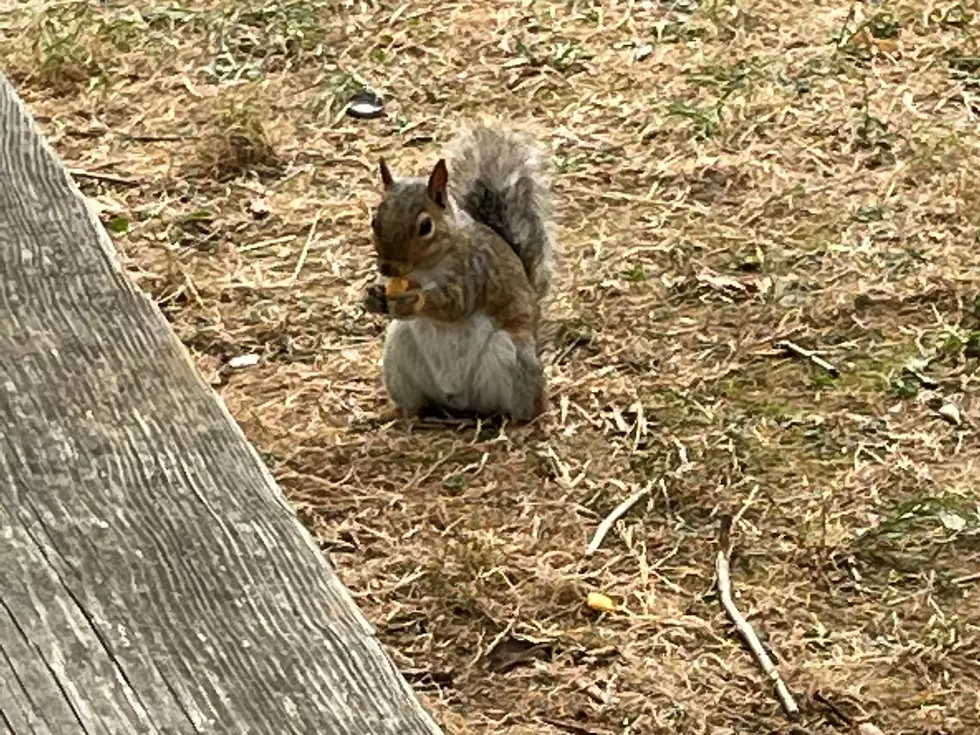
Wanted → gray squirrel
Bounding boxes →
[363,124,557,422]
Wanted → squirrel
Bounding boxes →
[361,124,558,423]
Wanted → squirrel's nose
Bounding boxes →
[379,261,397,277]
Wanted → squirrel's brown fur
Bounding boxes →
[362,124,557,422]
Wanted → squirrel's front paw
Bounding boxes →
[363,283,388,314]
[389,289,426,319]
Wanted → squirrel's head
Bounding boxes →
[370,158,451,278]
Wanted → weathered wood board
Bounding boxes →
[0,72,444,735]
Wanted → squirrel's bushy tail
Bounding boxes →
[446,125,557,298]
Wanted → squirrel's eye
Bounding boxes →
[417,215,433,238]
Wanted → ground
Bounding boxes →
[3,1,979,733]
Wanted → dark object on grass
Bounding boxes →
[346,90,385,119]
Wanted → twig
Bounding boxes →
[239,235,296,253]
[540,717,607,735]
[813,691,852,726]
[288,212,321,285]
[952,571,980,586]
[64,127,198,142]
[731,484,760,531]
[585,484,650,556]
[773,339,840,377]
[121,132,198,142]
[902,365,938,389]
[716,514,800,719]
[68,168,141,187]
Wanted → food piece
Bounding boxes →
[586,592,616,613]
[385,276,410,298]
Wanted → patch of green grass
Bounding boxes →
[754,400,800,422]
[106,215,129,234]
[622,265,646,283]
[965,331,980,359]
[947,52,980,89]
[935,3,975,29]
[441,475,467,493]
[510,36,594,73]
[1,3,182,93]
[653,22,711,45]
[200,1,332,82]
[686,56,767,89]
[95,13,150,54]
[855,204,885,223]
[809,371,839,391]
[937,332,965,362]
[140,6,205,33]
[669,53,761,140]
[831,351,918,397]
[888,374,919,399]
[549,41,589,72]
[947,54,980,74]
[857,496,978,557]
[30,4,106,96]
[853,89,897,155]
[866,10,902,40]
[552,152,589,174]
[668,101,721,139]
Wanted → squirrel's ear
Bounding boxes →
[427,159,448,209]
[379,158,394,190]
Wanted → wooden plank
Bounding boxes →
[0,73,444,735]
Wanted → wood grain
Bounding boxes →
[0,73,443,735]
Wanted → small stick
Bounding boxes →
[902,365,938,389]
[773,339,840,377]
[68,168,141,187]
[813,691,852,726]
[239,235,296,253]
[716,514,800,719]
[952,571,980,586]
[585,484,650,556]
[731,484,760,531]
[288,212,321,285]
[121,132,198,142]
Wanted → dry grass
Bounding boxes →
[4,0,980,732]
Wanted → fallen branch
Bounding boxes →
[773,339,840,377]
[585,484,650,556]
[716,514,800,719]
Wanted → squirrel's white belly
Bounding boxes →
[382,312,517,413]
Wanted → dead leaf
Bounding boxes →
[249,198,271,219]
